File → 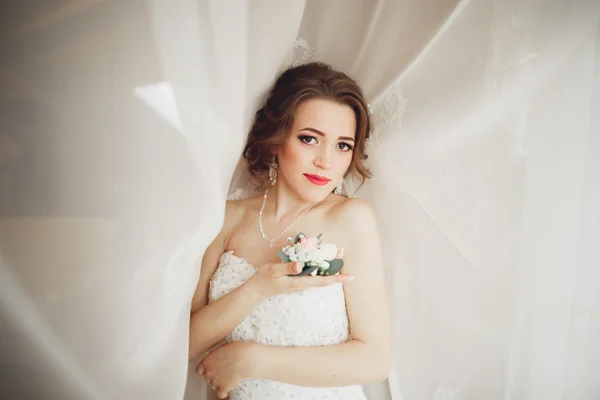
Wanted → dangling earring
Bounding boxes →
[269,155,278,186]
[334,179,343,194]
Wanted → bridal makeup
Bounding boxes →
[276,98,355,201]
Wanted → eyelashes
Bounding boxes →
[299,135,317,145]
[298,135,354,152]
[337,142,354,151]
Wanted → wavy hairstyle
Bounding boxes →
[243,62,373,192]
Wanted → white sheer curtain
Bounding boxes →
[0,1,598,399]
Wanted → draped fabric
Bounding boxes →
[0,1,598,399]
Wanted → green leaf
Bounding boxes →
[294,232,305,244]
[277,251,290,263]
[326,259,344,275]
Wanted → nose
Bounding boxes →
[313,147,333,170]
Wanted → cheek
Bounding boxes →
[338,153,352,172]
[343,152,353,166]
[280,141,309,167]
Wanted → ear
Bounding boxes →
[270,144,279,157]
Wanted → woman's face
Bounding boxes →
[275,98,356,203]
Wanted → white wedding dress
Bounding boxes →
[208,250,367,400]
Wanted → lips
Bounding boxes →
[304,174,331,186]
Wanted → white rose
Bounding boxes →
[314,242,338,260]
[318,260,330,270]
[289,253,298,262]
[299,252,310,262]
[312,254,324,263]
[310,269,318,276]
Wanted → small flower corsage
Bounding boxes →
[277,233,344,276]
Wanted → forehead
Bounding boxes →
[292,98,356,139]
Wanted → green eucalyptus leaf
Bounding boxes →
[277,251,290,263]
[294,232,305,244]
[326,258,344,275]
[296,265,317,276]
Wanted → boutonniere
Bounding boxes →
[277,233,344,276]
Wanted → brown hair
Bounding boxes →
[243,62,373,192]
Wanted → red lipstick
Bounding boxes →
[304,174,331,186]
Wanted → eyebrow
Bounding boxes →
[298,127,355,142]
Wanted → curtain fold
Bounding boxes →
[0,1,598,399]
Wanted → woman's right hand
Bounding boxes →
[246,261,354,299]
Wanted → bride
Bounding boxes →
[188,62,391,399]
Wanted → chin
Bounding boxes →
[288,175,334,203]
[306,193,328,204]
[297,185,331,203]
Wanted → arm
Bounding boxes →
[246,199,392,386]
[189,275,265,360]
[248,340,386,387]
[189,200,261,360]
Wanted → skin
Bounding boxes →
[189,98,391,399]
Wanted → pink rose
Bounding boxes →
[300,237,319,251]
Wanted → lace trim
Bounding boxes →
[291,37,315,67]
[369,78,408,147]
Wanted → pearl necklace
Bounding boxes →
[258,187,315,248]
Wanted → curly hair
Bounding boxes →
[243,62,373,192]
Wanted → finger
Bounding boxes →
[216,389,229,399]
[196,363,205,376]
[271,261,302,277]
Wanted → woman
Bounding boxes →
[188,62,391,399]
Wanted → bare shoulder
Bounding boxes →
[335,196,375,216]
[222,194,262,234]
[222,198,249,235]
[331,197,379,238]
[223,199,245,227]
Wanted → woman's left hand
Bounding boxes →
[196,341,256,399]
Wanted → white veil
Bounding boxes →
[0,1,598,399]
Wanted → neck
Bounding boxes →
[267,181,315,223]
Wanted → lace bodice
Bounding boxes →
[208,250,367,399]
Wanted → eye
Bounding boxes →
[337,142,354,152]
[299,135,317,145]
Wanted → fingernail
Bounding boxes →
[294,263,302,272]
